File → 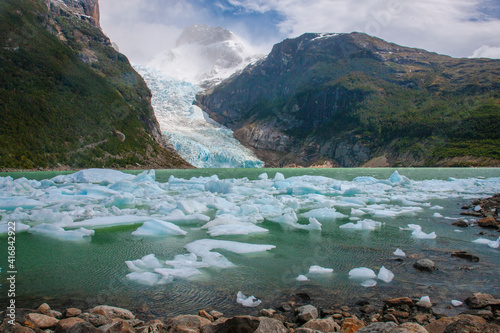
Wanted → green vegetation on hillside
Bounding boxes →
[0,0,190,169]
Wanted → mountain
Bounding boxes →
[147,24,262,88]
[0,0,192,170]
[139,25,264,168]
[197,32,500,167]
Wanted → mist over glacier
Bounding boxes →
[134,65,264,168]
[135,25,264,168]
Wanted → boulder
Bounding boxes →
[27,313,59,329]
[413,259,436,272]
[341,316,365,333]
[208,311,223,320]
[65,308,83,318]
[389,322,428,332]
[38,303,51,314]
[451,220,468,228]
[450,251,479,262]
[443,314,499,333]
[55,318,86,333]
[90,306,135,320]
[476,216,498,229]
[165,315,211,333]
[465,293,500,309]
[301,317,340,332]
[385,298,414,307]
[97,319,135,333]
[297,305,319,322]
[66,322,101,333]
[200,316,286,333]
[198,311,214,322]
[135,320,165,333]
[357,322,397,332]
[0,319,36,333]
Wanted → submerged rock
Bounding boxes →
[413,259,436,272]
[451,251,479,262]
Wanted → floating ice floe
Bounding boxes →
[301,208,347,220]
[401,224,437,239]
[296,275,309,281]
[377,266,394,283]
[132,220,187,236]
[339,219,382,231]
[207,224,269,236]
[393,248,406,257]
[51,168,135,183]
[0,197,45,210]
[473,236,500,249]
[28,223,94,241]
[237,291,262,307]
[126,272,169,286]
[348,267,377,279]
[126,254,163,272]
[308,265,334,274]
[72,215,153,229]
[184,239,276,268]
[361,279,377,288]
[0,222,31,234]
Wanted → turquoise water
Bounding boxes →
[0,168,499,317]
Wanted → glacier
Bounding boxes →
[134,65,264,168]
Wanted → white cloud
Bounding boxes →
[226,0,500,58]
[470,45,500,59]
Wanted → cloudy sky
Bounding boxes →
[99,0,500,63]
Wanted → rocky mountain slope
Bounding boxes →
[148,24,262,88]
[0,0,192,170]
[197,32,500,167]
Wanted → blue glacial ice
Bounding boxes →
[133,65,264,168]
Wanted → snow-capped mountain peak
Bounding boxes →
[147,24,262,88]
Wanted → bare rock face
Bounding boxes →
[49,0,100,28]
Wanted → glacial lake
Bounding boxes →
[0,168,499,318]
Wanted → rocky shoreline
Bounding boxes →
[2,291,500,333]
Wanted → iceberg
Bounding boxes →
[132,220,187,237]
[308,265,333,274]
[51,169,135,183]
[348,267,377,279]
[236,291,262,307]
[377,266,394,283]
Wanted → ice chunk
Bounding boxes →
[339,219,382,231]
[404,224,437,239]
[207,224,269,236]
[258,173,268,180]
[301,208,347,220]
[296,275,309,281]
[176,200,208,215]
[388,170,410,185]
[132,220,187,236]
[29,209,73,226]
[51,169,135,183]
[348,267,377,279]
[0,197,44,210]
[154,267,202,279]
[125,254,163,272]
[420,296,431,303]
[205,180,233,194]
[164,209,210,223]
[294,217,322,231]
[0,222,31,234]
[474,205,482,211]
[393,248,406,257]
[274,172,285,181]
[308,265,333,274]
[104,193,136,208]
[126,272,166,286]
[361,279,377,287]
[430,205,443,210]
[267,210,298,225]
[72,215,152,229]
[433,213,443,218]
[185,239,275,268]
[377,266,394,283]
[451,300,463,307]
[165,253,209,269]
[236,291,261,307]
[29,224,94,241]
[473,236,500,248]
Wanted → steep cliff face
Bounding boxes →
[0,0,191,169]
[197,32,500,167]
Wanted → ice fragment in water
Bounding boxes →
[433,213,443,218]
[126,254,163,272]
[420,296,431,303]
[51,168,135,183]
[474,205,482,212]
[377,266,394,283]
[236,291,261,307]
[258,173,268,180]
[393,248,406,257]
[361,279,377,287]
[274,172,285,181]
[207,224,268,236]
[126,272,165,286]
[404,224,437,239]
[205,180,233,194]
[296,275,309,281]
[29,224,94,241]
[0,222,30,234]
[473,236,500,248]
[451,300,463,307]
[339,219,382,230]
[308,265,333,274]
[301,208,347,219]
[349,267,377,279]
[132,220,187,236]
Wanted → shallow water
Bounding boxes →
[0,168,499,318]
